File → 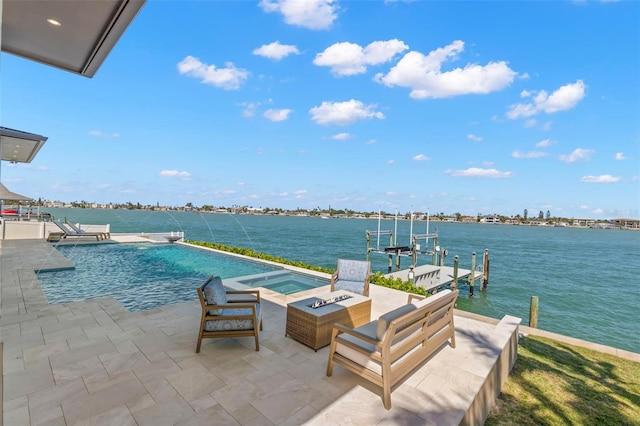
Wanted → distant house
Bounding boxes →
[610,218,640,229]
[481,214,501,224]
[571,218,596,227]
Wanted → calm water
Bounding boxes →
[47,208,640,353]
[38,244,281,311]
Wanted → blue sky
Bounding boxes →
[2,0,639,218]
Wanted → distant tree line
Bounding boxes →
[27,198,616,223]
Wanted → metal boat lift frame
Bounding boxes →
[365,210,490,295]
[365,210,445,272]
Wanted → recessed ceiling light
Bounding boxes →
[47,18,62,26]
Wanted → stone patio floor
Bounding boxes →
[0,238,526,425]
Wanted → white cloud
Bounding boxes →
[253,41,300,60]
[314,39,408,76]
[387,160,395,164]
[580,175,620,183]
[259,0,337,30]
[542,121,553,131]
[239,101,260,118]
[177,56,249,90]
[375,40,518,99]
[158,170,192,180]
[467,134,483,142]
[445,167,513,178]
[263,108,293,122]
[536,138,557,148]
[89,130,119,138]
[413,154,430,161]
[559,148,593,163]
[512,151,548,159]
[309,99,385,126]
[614,152,626,160]
[524,119,536,128]
[332,132,351,140]
[507,80,586,119]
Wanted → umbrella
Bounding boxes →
[0,182,32,202]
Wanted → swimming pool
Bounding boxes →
[37,243,329,311]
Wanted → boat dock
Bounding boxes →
[365,213,491,296]
[385,263,485,293]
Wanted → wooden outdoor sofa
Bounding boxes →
[326,289,459,409]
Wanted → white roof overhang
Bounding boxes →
[0,127,48,163]
[1,0,146,78]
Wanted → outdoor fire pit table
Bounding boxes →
[285,290,371,351]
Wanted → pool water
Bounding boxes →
[37,243,290,311]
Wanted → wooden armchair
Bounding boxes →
[330,259,371,297]
[196,276,263,352]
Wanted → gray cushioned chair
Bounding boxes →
[330,259,371,297]
[196,276,262,352]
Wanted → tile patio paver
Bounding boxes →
[1,239,524,425]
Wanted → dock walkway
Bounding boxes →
[386,264,484,292]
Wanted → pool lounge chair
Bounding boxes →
[53,220,107,241]
[64,220,110,239]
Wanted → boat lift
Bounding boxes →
[366,210,441,272]
[365,210,490,296]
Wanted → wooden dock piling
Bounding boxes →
[452,255,459,290]
[469,252,476,297]
[481,249,490,290]
[529,296,539,328]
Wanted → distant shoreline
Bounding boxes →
[17,204,640,230]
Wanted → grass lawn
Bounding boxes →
[486,335,640,425]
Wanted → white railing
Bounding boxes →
[0,220,60,240]
[145,231,185,243]
[0,220,184,242]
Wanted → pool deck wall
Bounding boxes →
[1,238,637,425]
